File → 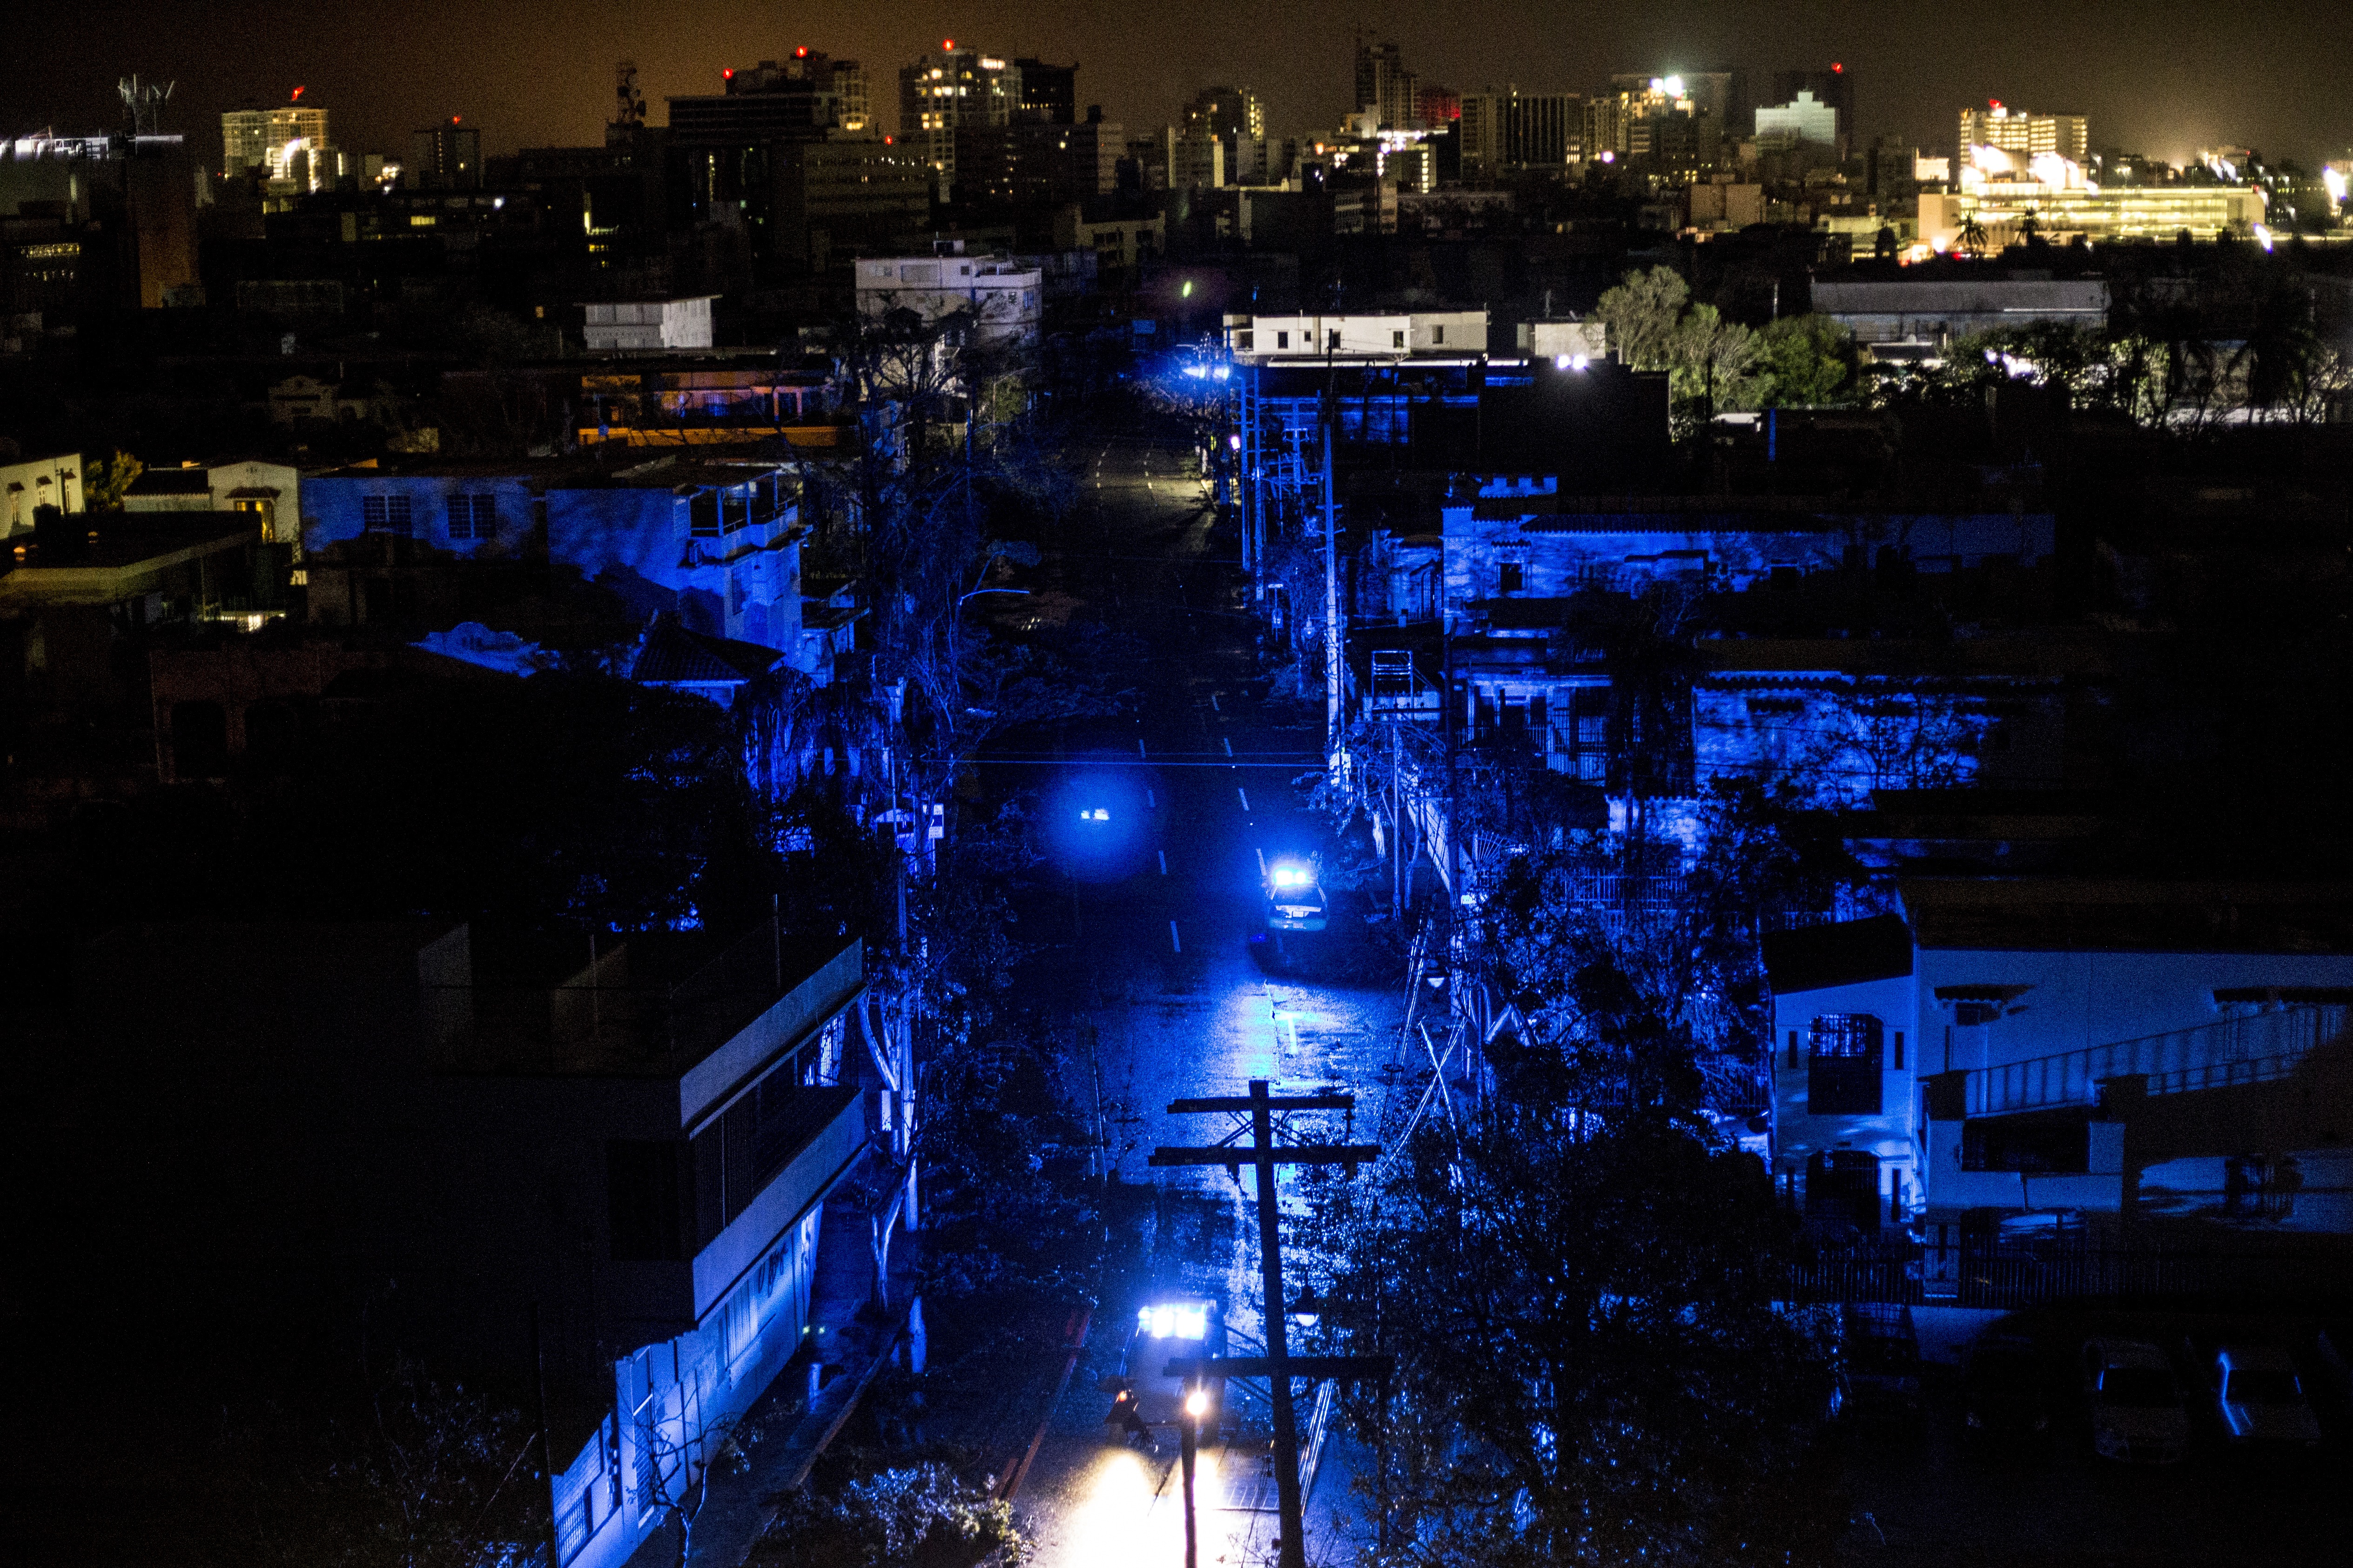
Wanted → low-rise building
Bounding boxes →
[1764,884,2353,1233]
[302,456,826,668]
[75,920,887,1568]
[853,249,1042,349]
[1810,278,2110,358]
[121,458,303,546]
[1,451,83,532]
[582,295,719,353]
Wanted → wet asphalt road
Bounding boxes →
[984,422,1400,1567]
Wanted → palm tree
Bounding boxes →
[1957,213,1990,258]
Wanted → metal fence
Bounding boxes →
[1966,1005,2348,1117]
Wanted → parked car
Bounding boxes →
[2082,1337,2191,1465]
[1842,1303,1923,1420]
[2200,1344,2322,1447]
[1963,1333,2051,1441]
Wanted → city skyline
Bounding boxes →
[10,0,2352,171]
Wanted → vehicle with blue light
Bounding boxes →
[1102,1296,1224,1451]
[1263,858,1328,932]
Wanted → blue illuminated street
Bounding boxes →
[978,423,1398,1567]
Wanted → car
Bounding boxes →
[1963,1333,2052,1441]
[1263,858,1328,932]
[1104,1297,1226,1446]
[2082,1337,2191,1465]
[2202,1344,2322,1447]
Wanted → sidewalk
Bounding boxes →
[625,1192,914,1568]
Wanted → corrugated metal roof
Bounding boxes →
[630,620,784,685]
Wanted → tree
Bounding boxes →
[1956,213,1990,258]
[222,1361,546,1568]
[1593,266,1691,371]
[85,449,143,510]
[755,1462,1024,1567]
[1667,304,1759,420]
[1750,315,1855,408]
[1310,1048,1842,1568]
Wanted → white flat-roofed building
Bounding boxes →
[583,296,718,353]
[854,253,1042,348]
[1224,311,1488,359]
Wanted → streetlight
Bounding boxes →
[1180,1382,1211,1568]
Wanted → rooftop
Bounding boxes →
[631,619,787,685]
[1761,914,1916,994]
[1898,878,2353,955]
[0,512,251,603]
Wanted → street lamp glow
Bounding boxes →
[1185,1389,1210,1418]
[1228,434,1242,450]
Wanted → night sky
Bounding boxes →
[12,1,2351,171]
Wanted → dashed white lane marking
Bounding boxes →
[1223,737,1233,757]
[1137,738,1147,758]
[1256,847,1267,877]
[1210,692,1221,712]
[1237,788,1251,812]
[1169,921,1183,953]
[1146,789,1155,807]
[1158,851,1168,875]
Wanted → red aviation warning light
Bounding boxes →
[943,39,955,51]
[1831,62,1843,73]
[795,46,808,58]
[290,85,305,101]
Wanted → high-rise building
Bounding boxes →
[1771,66,1853,139]
[221,101,329,181]
[1355,37,1420,129]
[1458,89,1581,175]
[1183,86,1265,169]
[1755,92,1841,152]
[1958,104,2088,164]
[409,120,482,189]
[899,43,1021,196]
[1013,58,1077,125]
[1165,127,1225,191]
[1608,70,1748,139]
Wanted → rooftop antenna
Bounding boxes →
[119,75,174,136]
[613,60,646,127]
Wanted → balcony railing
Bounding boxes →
[427,924,863,1078]
[1964,1004,2348,1118]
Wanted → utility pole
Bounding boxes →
[1322,408,1341,767]
[1151,1082,1384,1568]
